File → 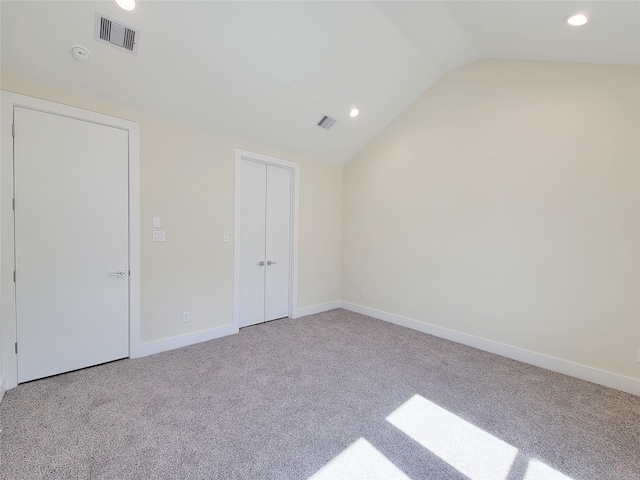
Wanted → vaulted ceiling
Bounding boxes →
[2,1,638,165]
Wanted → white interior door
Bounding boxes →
[238,159,291,327]
[239,160,267,327]
[14,107,129,383]
[264,165,291,321]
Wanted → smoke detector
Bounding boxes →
[71,45,91,61]
[94,12,139,55]
[316,115,337,131]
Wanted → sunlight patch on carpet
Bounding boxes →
[310,393,576,480]
[308,438,411,480]
[386,394,518,480]
[524,458,574,480]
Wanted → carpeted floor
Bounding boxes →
[0,309,638,480]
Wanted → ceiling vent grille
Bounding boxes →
[316,115,337,131]
[94,12,139,55]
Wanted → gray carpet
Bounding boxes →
[0,309,638,480]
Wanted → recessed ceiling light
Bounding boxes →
[566,14,588,27]
[349,108,360,118]
[115,0,135,11]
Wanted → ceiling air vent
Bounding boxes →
[94,12,139,55]
[316,115,337,131]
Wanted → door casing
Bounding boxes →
[0,91,141,390]
[233,148,300,329]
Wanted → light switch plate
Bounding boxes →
[153,231,165,242]
[152,216,161,228]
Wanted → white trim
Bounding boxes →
[233,148,300,330]
[341,301,640,396]
[0,91,141,389]
[293,301,341,318]
[135,324,238,357]
[128,123,141,358]
[0,375,5,403]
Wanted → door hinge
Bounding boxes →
[13,270,16,282]
[12,198,15,211]
[12,124,15,138]
[15,342,18,354]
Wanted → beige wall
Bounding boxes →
[0,76,342,346]
[0,2,2,394]
[2,58,638,391]
[343,59,640,380]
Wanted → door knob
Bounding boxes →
[108,270,127,278]
[267,260,277,266]
[257,261,265,266]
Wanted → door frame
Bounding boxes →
[1,91,141,390]
[233,148,299,329]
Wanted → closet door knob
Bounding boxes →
[267,260,277,266]
[257,261,265,266]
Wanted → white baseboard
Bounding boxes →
[133,324,238,358]
[341,301,640,396]
[135,300,341,358]
[294,300,341,318]
[0,375,5,403]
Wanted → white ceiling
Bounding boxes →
[1,1,638,165]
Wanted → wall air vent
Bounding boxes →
[94,12,139,55]
[316,115,337,131]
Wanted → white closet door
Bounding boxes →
[14,107,129,383]
[264,165,291,321]
[239,160,267,327]
[238,159,291,327]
